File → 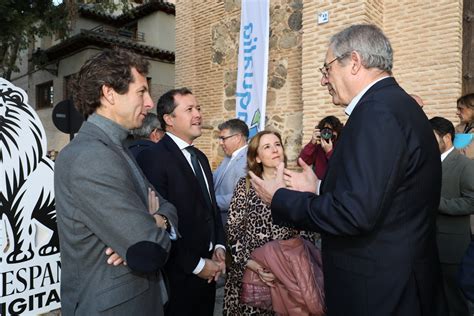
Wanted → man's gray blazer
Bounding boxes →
[55,115,177,315]
[437,149,474,264]
[213,146,247,224]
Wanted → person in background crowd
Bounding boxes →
[298,115,343,179]
[430,116,474,316]
[128,112,164,158]
[213,118,249,226]
[136,88,226,316]
[250,24,446,316]
[455,93,474,159]
[54,48,177,315]
[224,130,314,315]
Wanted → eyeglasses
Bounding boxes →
[319,52,349,78]
[218,134,239,142]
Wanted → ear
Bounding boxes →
[163,113,173,128]
[101,85,115,105]
[256,156,261,164]
[442,133,452,146]
[149,129,159,143]
[349,51,363,75]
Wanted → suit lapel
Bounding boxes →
[162,134,197,181]
[442,149,459,170]
[196,149,216,205]
[162,134,214,205]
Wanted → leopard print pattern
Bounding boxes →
[223,177,315,315]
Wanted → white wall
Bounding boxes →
[139,11,175,52]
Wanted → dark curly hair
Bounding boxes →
[71,48,149,118]
[247,130,287,180]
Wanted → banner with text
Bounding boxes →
[236,0,269,138]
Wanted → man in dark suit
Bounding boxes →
[250,24,444,315]
[430,116,474,316]
[136,88,226,316]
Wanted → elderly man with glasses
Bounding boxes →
[250,24,446,316]
[213,118,249,227]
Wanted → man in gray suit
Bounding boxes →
[54,48,177,315]
[430,116,474,316]
[213,119,249,226]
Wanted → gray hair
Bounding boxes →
[330,24,393,73]
[131,113,161,139]
[217,118,249,140]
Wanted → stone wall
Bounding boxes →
[176,0,305,169]
[176,0,464,169]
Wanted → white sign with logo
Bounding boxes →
[0,78,60,315]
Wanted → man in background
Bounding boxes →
[213,118,249,226]
[430,116,474,316]
[55,48,177,315]
[128,112,164,158]
[136,88,226,316]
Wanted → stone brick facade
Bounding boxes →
[175,0,463,169]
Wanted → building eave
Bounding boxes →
[78,1,175,27]
[35,29,175,64]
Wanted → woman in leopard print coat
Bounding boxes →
[223,131,315,315]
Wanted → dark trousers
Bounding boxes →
[439,263,470,316]
[164,269,216,316]
[164,249,216,316]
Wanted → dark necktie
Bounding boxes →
[186,146,215,243]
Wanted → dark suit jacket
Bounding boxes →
[128,139,155,159]
[272,77,442,316]
[459,240,474,301]
[136,134,225,274]
[437,149,474,264]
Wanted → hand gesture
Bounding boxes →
[148,188,167,229]
[311,128,321,145]
[249,162,286,205]
[321,137,333,154]
[198,259,221,283]
[105,247,127,266]
[283,158,319,194]
[246,259,276,287]
[212,248,227,281]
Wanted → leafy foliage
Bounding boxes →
[0,0,69,79]
[0,0,132,80]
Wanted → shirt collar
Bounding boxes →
[231,144,248,160]
[88,113,129,146]
[441,146,455,162]
[166,131,193,150]
[345,76,390,116]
